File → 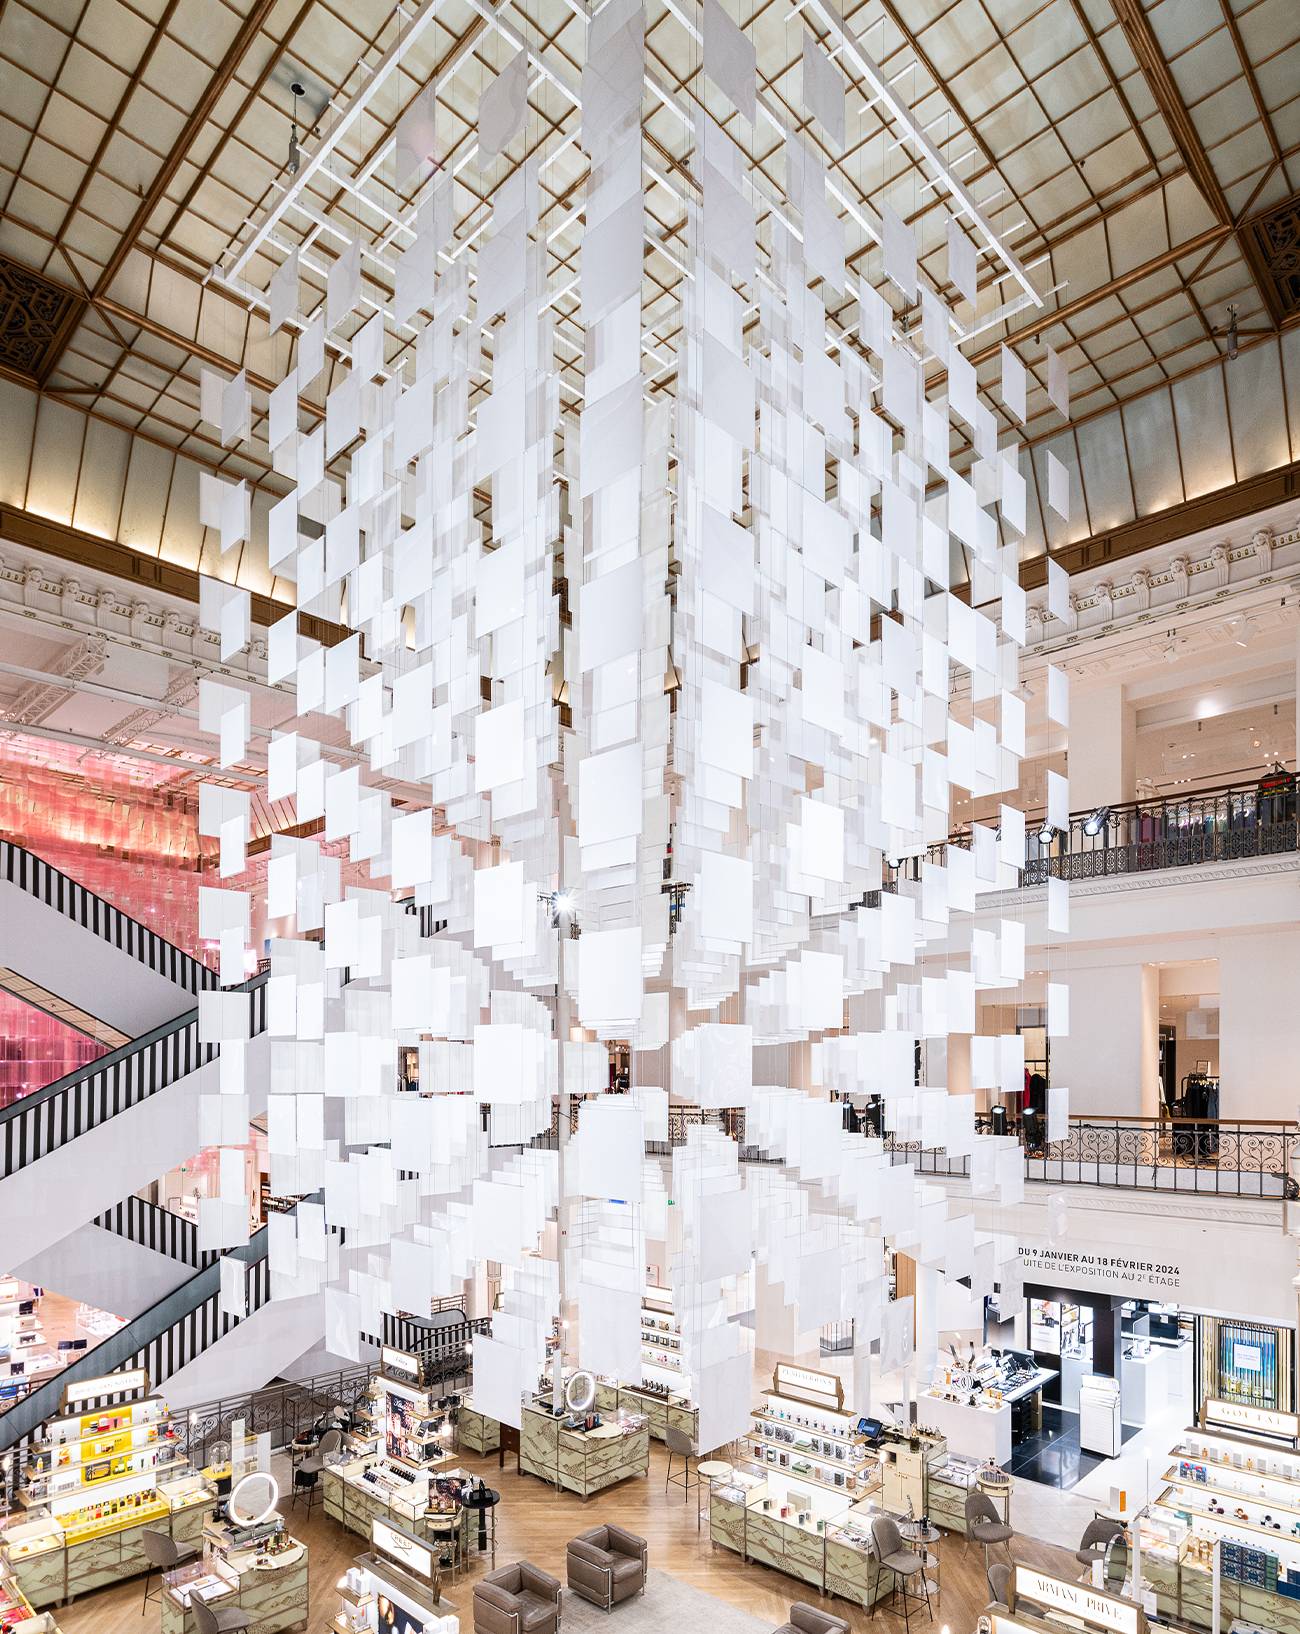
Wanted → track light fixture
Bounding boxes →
[287,81,305,175]
[1082,806,1111,838]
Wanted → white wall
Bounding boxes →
[943,1180,1296,1327]
[14,1222,193,1316]
[0,880,196,1037]
[162,1293,326,1410]
[1219,929,1300,1121]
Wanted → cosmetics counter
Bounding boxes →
[519,1398,650,1498]
[321,1456,471,1556]
[920,1350,1058,1464]
[160,1494,308,1634]
[709,1360,1015,1607]
[455,1402,500,1456]
[0,1371,215,1607]
[331,1517,459,1634]
[708,1469,892,1612]
[1141,1417,1300,1633]
[1,1560,66,1633]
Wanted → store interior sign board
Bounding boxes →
[1018,1244,1180,1299]
[61,1368,149,1409]
[1012,1566,1144,1634]
[1202,1397,1300,1444]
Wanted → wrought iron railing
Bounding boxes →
[883,775,1298,891]
[885,1112,1299,1199]
[513,1098,1297,1201]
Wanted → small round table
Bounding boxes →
[461,1485,501,1565]
[899,1519,943,1604]
[696,1461,734,1533]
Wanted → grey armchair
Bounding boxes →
[567,1524,648,1610]
[473,1560,562,1634]
[771,1604,851,1634]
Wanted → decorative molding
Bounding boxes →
[972,851,1300,914]
[1240,193,1300,329]
[0,502,348,649]
[0,256,84,387]
[938,1174,1283,1229]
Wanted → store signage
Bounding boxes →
[61,1369,149,1409]
[1018,1244,1180,1295]
[1013,1567,1142,1634]
[373,1517,435,1582]
[1202,1397,1300,1442]
[772,1363,844,1410]
[381,1346,424,1389]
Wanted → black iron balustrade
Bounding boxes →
[885,1112,1298,1199]
[877,775,1298,893]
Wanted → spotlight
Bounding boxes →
[287,80,305,175]
[1226,303,1239,362]
[1082,806,1111,838]
[554,892,575,915]
[1037,821,1055,846]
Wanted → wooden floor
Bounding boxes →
[55,1441,1085,1634]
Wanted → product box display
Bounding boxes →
[0,1372,214,1607]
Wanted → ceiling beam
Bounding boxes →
[37,0,281,385]
[1021,456,1300,591]
[1111,0,1231,224]
[1110,0,1274,325]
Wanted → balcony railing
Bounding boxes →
[885,1112,1299,1199]
[506,1099,1298,1202]
[883,775,1298,891]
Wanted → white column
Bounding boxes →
[1067,681,1136,811]
[1049,962,1159,1116]
[1219,929,1300,1120]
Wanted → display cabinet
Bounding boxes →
[746,1363,874,1499]
[519,1400,650,1497]
[456,1402,501,1456]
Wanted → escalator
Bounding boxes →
[0,840,215,1039]
[0,1215,300,1451]
[0,974,269,1271]
[12,1195,219,1323]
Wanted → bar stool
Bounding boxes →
[664,1426,698,1505]
[142,1528,198,1612]
[965,1490,1015,1570]
[192,1595,254,1634]
[296,1425,342,1480]
[870,1514,932,1629]
[425,1507,465,1585]
[1075,1517,1123,1583]
[291,1466,321,1516]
